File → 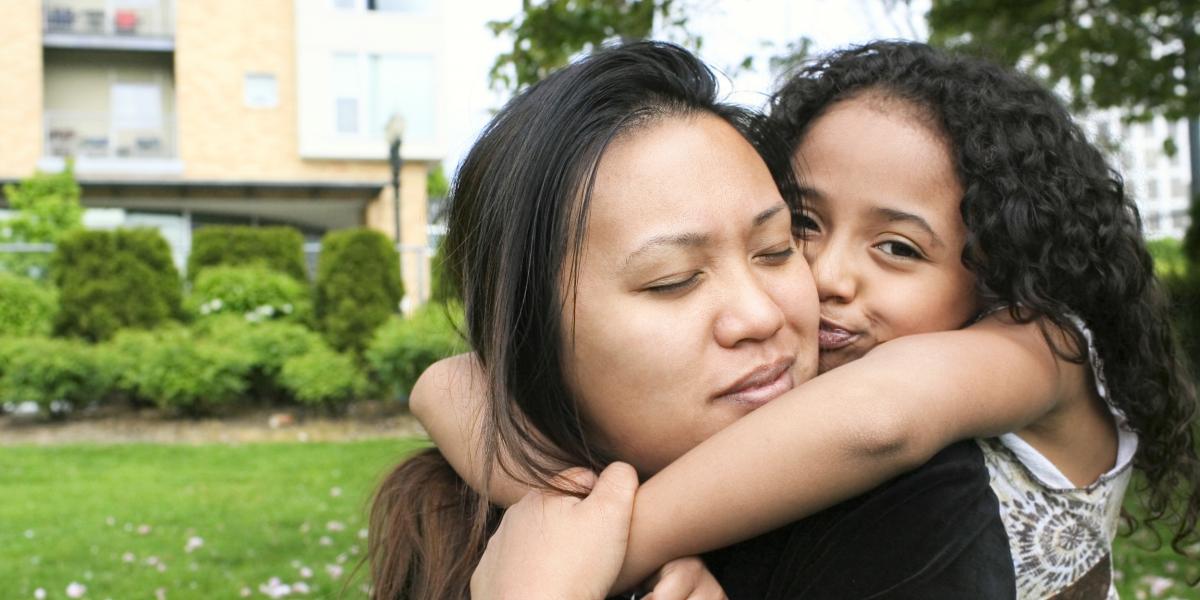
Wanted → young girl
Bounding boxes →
[414,41,1199,597]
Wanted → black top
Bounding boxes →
[703,440,1015,599]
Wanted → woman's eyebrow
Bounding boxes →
[753,204,788,227]
[870,206,944,248]
[622,232,711,269]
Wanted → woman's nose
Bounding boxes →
[713,270,786,348]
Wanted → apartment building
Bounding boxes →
[0,0,445,303]
[1089,112,1194,240]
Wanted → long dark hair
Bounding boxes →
[769,40,1199,565]
[368,41,800,600]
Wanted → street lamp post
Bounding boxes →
[386,114,406,248]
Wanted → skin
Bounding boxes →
[469,113,816,598]
[420,97,1119,594]
[796,95,980,372]
[562,113,818,476]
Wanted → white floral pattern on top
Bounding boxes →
[977,317,1137,599]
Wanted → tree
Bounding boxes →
[924,0,1200,259]
[0,163,84,278]
[487,0,698,92]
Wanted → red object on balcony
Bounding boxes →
[114,9,138,34]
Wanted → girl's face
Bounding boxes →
[562,113,819,475]
[795,96,980,372]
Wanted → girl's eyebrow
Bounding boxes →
[870,206,944,248]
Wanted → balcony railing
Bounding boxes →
[44,110,177,160]
[43,1,174,40]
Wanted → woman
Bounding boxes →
[371,41,1013,599]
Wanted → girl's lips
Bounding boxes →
[818,321,859,350]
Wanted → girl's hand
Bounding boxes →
[642,556,727,600]
[470,462,639,600]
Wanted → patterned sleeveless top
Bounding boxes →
[977,318,1138,599]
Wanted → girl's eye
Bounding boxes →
[793,215,820,238]
[876,240,924,259]
[757,246,796,265]
[645,273,700,294]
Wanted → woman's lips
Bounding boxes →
[818,319,860,351]
[716,359,795,408]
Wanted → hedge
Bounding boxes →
[187,226,306,282]
[0,273,57,337]
[0,337,116,414]
[315,228,403,353]
[365,304,466,399]
[186,265,313,326]
[279,344,365,406]
[108,327,254,412]
[52,228,182,341]
[193,316,324,400]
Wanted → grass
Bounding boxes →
[0,439,427,599]
[2,439,1196,598]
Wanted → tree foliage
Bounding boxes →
[927,1,1198,123]
[487,0,697,92]
[0,164,84,278]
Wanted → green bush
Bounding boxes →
[187,226,307,282]
[1165,269,1200,373]
[108,328,253,412]
[52,228,182,341]
[315,228,403,353]
[0,164,83,279]
[186,265,313,325]
[279,343,365,405]
[365,304,466,399]
[0,273,57,337]
[0,337,114,414]
[429,241,457,304]
[193,315,324,400]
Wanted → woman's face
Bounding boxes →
[562,113,819,476]
[794,96,980,372]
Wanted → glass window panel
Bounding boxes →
[368,54,436,143]
[372,0,431,12]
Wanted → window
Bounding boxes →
[331,53,436,143]
[244,73,278,108]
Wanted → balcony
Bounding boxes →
[43,1,174,52]
[42,110,182,176]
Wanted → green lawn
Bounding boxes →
[0,439,427,599]
[2,439,1195,598]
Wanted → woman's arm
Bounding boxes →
[613,316,1083,589]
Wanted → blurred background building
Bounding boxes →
[1089,113,1194,239]
[0,0,445,301]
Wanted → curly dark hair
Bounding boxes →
[769,41,1199,566]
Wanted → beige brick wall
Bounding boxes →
[175,0,431,300]
[0,0,44,179]
[174,0,403,183]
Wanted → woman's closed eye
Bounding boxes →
[644,273,702,295]
[756,246,796,266]
[874,239,925,260]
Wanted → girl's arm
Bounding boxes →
[411,316,1085,586]
[409,353,533,507]
[613,315,1085,588]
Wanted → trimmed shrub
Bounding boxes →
[1165,269,1200,373]
[52,228,182,341]
[108,327,253,412]
[0,337,115,414]
[187,226,307,282]
[315,228,403,353]
[0,164,84,279]
[429,241,457,304]
[193,315,324,400]
[186,265,313,325]
[0,273,57,337]
[279,343,365,405]
[365,304,466,399]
